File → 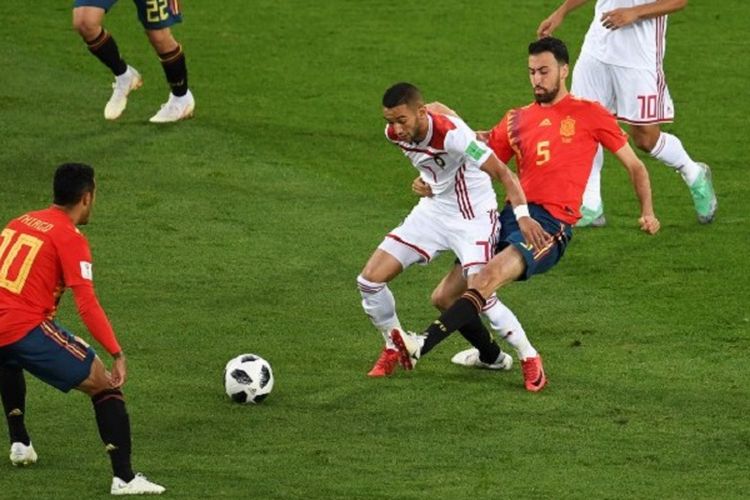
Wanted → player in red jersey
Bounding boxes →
[389,37,660,392]
[0,164,164,495]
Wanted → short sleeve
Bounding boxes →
[590,102,628,153]
[487,112,514,164]
[445,122,493,168]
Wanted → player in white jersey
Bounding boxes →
[538,0,717,226]
[358,82,550,377]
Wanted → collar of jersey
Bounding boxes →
[413,113,435,147]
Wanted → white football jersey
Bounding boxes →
[385,113,497,219]
[580,0,668,70]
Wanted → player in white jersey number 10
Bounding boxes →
[538,0,717,226]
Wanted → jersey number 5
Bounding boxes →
[0,228,43,294]
[536,141,551,166]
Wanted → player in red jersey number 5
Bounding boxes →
[392,38,660,392]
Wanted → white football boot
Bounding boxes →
[149,90,195,123]
[111,473,166,495]
[451,348,513,371]
[9,442,37,466]
[104,66,143,120]
[389,328,423,370]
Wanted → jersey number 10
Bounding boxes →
[637,95,658,120]
[0,228,43,295]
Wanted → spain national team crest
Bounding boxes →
[560,116,576,143]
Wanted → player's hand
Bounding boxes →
[412,176,433,197]
[638,214,660,235]
[476,130,490,143]
[425,101,458,117]
[601,8,639,30]
[518,216,553,252]
[537,11,564,38]
[110,353,127,388]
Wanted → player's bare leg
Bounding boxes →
[146,28,194,123]
[631,124,717,223]
[73,7,142,120]
[468,247,526,299]
[0,365,37,466]
[358,250,404,377]
[78,356,165,495]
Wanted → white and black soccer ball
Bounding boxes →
[224,354,274,404]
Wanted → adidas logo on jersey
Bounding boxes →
[539,118,552,127]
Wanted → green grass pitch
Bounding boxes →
[1,0,749,498]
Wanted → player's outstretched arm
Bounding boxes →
[537,0,592,38]
[601,0,687,30]
[613,143,661,234]
[480,155,552,250]
[71,283,128,385]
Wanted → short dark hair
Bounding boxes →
[382,82,423,108]
[53,163,95,206]
[528,37,569,64]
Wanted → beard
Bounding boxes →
[407,123,426,143]
[533,84,560,104]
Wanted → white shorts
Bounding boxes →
[572,52,674,125]
[378,200,498,276]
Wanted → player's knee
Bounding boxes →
[471,268,500,298]
[633,135,656,152]
[76,357,110,396]
[358,269,374,285]
[631,127,660,152]
[359,264,389,285]
[146,28,178,53]
[73,18,101,40]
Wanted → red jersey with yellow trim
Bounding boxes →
[487,94,628,224]
[0,207,121,354]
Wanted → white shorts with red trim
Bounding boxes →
[572,52,674,125]
[378,199,499,276]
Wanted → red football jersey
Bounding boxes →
[0,207,121,354]
[488,94,628,224]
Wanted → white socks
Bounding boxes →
[649,132,701,185]
[581,145,604,210]
[582,132,702,211]
[482,295,538,360]
[357,275,399,348]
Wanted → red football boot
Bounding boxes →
[367,348,400,377]
[521,355,547,392]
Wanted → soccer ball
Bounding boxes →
[224,354,274,404]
